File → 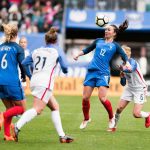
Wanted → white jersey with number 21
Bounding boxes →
[30,47,58,90]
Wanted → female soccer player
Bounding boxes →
[12,27,73,143]
[73,20,131,131]
[19,36,30,89]
[109,45,149,131]
[19,36,30,58]
[0,23,26,140]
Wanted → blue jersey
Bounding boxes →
[83,38,128,75]
[0,42,25,86]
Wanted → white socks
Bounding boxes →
[140,111,149,118]
[16,108,37,130]
[16,108,65,137]
[51,110,65,137]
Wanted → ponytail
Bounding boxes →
[2,23,18,42]
[45,26,58,44]
[118,19,129,33]
[110,19,129,39]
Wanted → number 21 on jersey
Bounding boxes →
[34,56,47,70]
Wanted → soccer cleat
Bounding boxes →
[145,114,150,128]
[107,117,116,132]
[59,135,74,143]
[0,112,4,131]
[11,124,20,142]
[79,118,91,129]
[4,135,15,141]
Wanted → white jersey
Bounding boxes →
[30,47,59,90]
[125,60,147,91]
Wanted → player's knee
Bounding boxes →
[133,111,140,118]
[51,103,59,111]
[35,108,44,115]
[99,96,106,103]
[82,95,90,101]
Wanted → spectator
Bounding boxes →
[138,47,148,76]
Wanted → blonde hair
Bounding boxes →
[121,45,131,52]
[121,45,131,57]
[45,27,57,44]
[19,36,27,44]
[2,23,18,42]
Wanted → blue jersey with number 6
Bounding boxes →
[0,42,25,86]
[83,38,128,75]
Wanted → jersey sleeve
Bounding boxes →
[16,45,25,63]
[57,47,68,74]
[122,58,137,73]
[114,42,128,62]
[16,44,26,80]
[83,39,99,54]
[21,55,33,79]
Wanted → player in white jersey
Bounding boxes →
[12,27,73,143]
[108,45,150,132]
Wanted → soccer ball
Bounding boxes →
[95,15,109,27]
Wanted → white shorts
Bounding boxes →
[30,86,52,104]
[121,87,146,104]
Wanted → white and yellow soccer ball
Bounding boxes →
[95,15,109,27]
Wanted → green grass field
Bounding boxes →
[0,95,150,150]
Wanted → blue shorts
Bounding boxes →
[0,85,25,100]
[84,71,110,87]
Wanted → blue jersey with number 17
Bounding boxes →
[83,38,128,75]
[0,42,25,86]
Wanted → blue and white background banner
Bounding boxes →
[66,8,150,30]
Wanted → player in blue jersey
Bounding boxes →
[108,45,149,131]
[12,27,73,143]
[74,20,131,131]
[0,23,26,141]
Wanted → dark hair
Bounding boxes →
[110,19,128,38]
[45,26,58,44]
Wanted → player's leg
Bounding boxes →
[80,86,94,129]
[47,95,65,137]
[132,92,150,128]
[114,99,129,128]
[13,86,47,141]
[47,95,73,143]
[99,87,113,119]
[110,87,132,131]
[13,96,46,142]
[98,86,114,127]
[1,86,25,140]
[1,99,14,110]
[0,99,14,131]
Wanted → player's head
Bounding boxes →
[121,45,131,58]
[2,23,18,42]
[45,26,58,44]
[105,19,128,40]
[19,36,28,49]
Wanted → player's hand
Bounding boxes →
[120,71,125,78]
[124,61,132,71]
[73,55,79,61]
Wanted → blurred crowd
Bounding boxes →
[66,0,150,12]
[0,0,64,33]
